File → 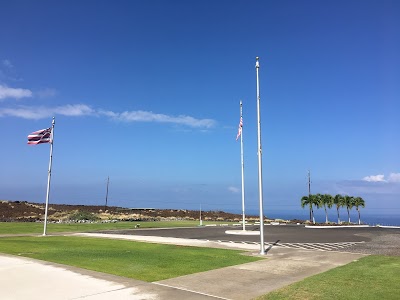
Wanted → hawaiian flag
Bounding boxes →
[27,128,52,145]
[236,116,243,141]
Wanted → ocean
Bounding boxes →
[227,209,400,226]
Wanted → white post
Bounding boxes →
[256,57,265,255]
[239,101,246,231]
[199,204,203,226]
[43,117,55,236]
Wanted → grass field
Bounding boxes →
[2,222,399,299]
[256,255,400,300]
[0,220,233,235]
[0,235,261,281]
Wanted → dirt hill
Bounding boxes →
[0,200,268,223]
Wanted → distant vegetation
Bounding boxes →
[0,200,258,223]
[301,194,365,224]
[68,211,100,222]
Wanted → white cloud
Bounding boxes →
[363,174,386,182]
[98,109,118,118]
[0,104,216,129]
[115,110,216,128]
[228,186,240,193]
[362,173,400,183]
[54,104,94,116]
[0,84,32,100]
[0,104,94,119]
[388,173,400,183]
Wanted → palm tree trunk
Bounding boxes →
[357,207,361,225]
[337,206,340,224]
[312,207,315,224]
[347,207,350,223]
[324,205,328,223]
[309,204,312,223]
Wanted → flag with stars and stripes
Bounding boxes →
[27,128,52,145]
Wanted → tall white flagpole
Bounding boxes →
[256,57,265,254]
[43,117,55,236]
[239,101,246,231]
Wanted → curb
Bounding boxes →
[377,225,400,229]
[225,230,260,235]
[305,225,370,229]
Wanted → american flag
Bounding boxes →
[27,128,52,145]
[236,117,243,141]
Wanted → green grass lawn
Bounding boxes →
[0,236,261,281]
[0,220,233,235]
[256,255,400,300]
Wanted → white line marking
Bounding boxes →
[153,282,232,300]
[307,244,334,251]
[71,287,130,299]
[272,241,366,252]
[331,244,350,249]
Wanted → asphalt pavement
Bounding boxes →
[94,224,372,243]
[94,224,400,255]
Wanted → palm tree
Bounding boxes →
[301,195,314,223]
[353,197,365,225]
[343,195,354,223]
[312,194,323,223]
[333,194,344,224]
[321,194,334,223]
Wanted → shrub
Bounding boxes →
[68,211,99,221]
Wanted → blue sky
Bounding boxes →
[1,0,399,220]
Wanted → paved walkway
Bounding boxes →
[0,233,366,300]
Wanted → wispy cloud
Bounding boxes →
[388,173,400,183]
[0,104,94,119]
[36,88,57,98]
[2,59,13,69]
[228,186,240,193]
[0,84,32,100]
[0,59,22,82]
[363,174,386,182]
[0,104,217,129]
[336,179,400,196]
[111,110,216,128]
[362,173,400,183]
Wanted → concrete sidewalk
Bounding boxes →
[156,247,365,299]
[0,233,366,300]
[0,254,216,300]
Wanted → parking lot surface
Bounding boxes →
[95,225,400,255]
